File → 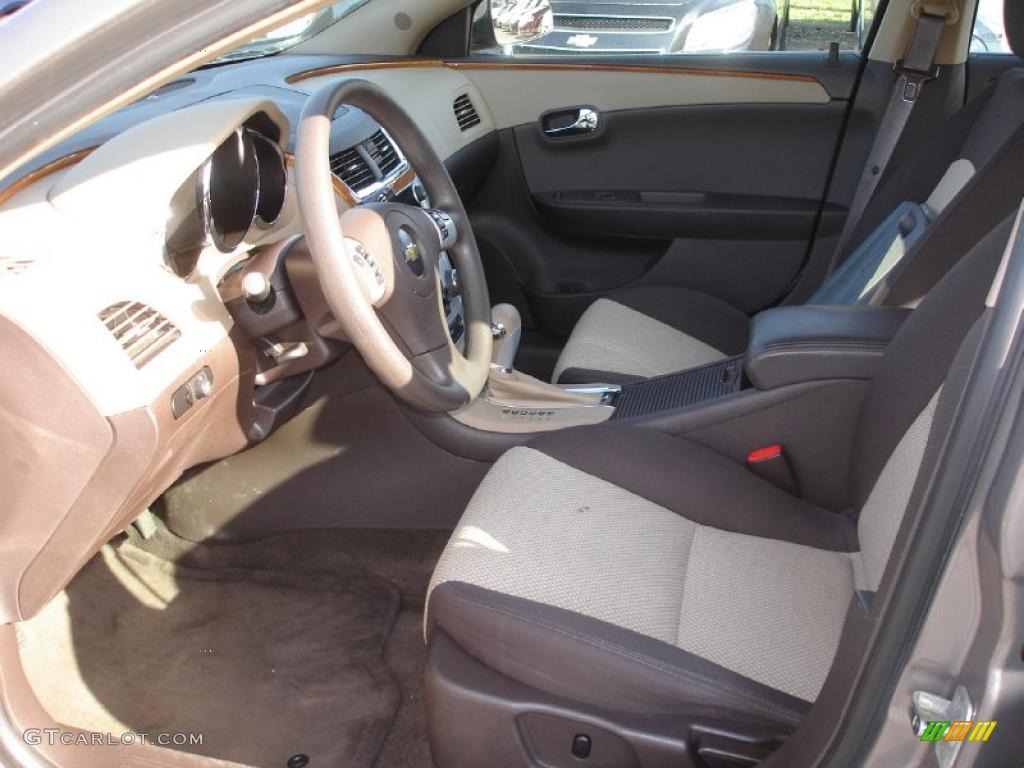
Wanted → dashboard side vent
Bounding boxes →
[98,301,181,369]
[329,147,375,190]
[453,94,481,132]
[366,130,402,176]
[0,254,34,275]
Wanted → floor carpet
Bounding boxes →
[18,527,451,768]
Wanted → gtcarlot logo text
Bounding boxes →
[24,729,203,747]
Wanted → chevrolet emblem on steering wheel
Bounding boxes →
[404,241,421,265]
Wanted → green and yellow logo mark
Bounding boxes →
[919,720,997,743]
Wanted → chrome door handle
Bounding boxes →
[543,107,600,138]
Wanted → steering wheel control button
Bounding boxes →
[426,209,457,249]
[397,227,425,277]
[443,266,460,296]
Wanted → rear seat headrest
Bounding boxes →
[1007,1,1024,57]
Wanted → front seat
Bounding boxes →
[552,3,1024,385]
[423,217,1011,767]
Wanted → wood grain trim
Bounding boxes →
[286,151,356,205]
[0,148,98,208]
[285,58,820,86]
[286,59,446,84]
[331,176,359,206]
[390,166,416,194]
[445,61,820,84]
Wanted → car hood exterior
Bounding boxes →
[515,0,775,54]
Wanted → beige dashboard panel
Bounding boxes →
[289,66,495,162]
[0,98,300,418]
[50,97,290,237]
[0,195,233,418]
[452,64,831,130]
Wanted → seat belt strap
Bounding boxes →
[830,2,955,270]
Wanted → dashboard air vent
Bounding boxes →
[98,301,181,369]
[329,147,375,190]
[329,131,406,194]
[366,130,402,176]
[453,94,481,132]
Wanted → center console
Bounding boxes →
[613,303,910,418]
[743,305,911,390]
[452,303,911,436]
[611,356,744,419]
[427,301,912,512]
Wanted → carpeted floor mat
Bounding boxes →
[377,609,435,768]
[18,533,407,768]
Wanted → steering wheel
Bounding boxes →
[295,79,492,412]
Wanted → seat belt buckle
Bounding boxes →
[746,444,800,497]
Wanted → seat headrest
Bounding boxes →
[1007,1,1024,57]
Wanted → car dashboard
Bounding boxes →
[0,56,496,623]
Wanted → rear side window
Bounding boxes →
[471,0,873,56]
[971,0,1012,54]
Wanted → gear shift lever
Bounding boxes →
[454,303,620,432]
[491,303,522,370]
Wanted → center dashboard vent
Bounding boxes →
[329,130,403,194]
[366,131,402,176]
[329,146,376,190]
[98,300,181,369]
[453,94,481,132]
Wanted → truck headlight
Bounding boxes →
[684,0,759,52]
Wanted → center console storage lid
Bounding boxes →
[746,305,911,390]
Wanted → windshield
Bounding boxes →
[209,0,372,64]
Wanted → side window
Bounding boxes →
[971,0,1012,54]
[470,0,873,56]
